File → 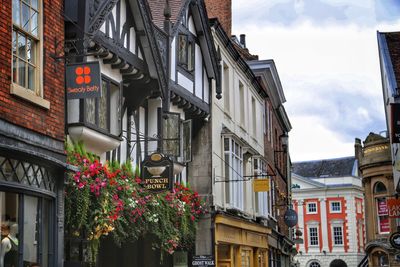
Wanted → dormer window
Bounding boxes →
[178,33,195,72]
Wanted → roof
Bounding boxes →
[147,0,186,30]
[292,156,357,178]
[384,32,400,89]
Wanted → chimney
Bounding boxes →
[204,0,232,37]
[240,34,246,48]
[354,138,362,162]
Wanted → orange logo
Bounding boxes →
[75,66,91,85]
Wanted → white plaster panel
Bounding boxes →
[195,44,202,99]
[147,98,161,154]
[87,55,122,82]
[129,27,136,53]
[188,16,196,36]
[120,109,128,163]
[177,72,193,92]
[139,107,146,161]
[170,38,176,81]
[67,99,79,123]
[203,69,209,104]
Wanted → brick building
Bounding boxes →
[292,157,365,267]
[0,0,66,266]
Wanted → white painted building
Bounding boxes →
[292,157,365,267]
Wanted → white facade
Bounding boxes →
[211,27,266,218]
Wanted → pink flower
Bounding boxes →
[78,182,84,189]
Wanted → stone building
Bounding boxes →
[292,157,365,267]
[355,132,397,267]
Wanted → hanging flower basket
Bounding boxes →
[64,142,206,265]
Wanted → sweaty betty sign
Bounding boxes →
[66,62,101,99]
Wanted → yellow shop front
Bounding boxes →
[215,214,271,267]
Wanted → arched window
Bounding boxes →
[330,259,348,267]
[309,261,321,267]
[374,182,387,194]
[373,181,389,234]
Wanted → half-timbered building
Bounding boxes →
[64,0,219,265]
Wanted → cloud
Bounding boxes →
[232,2,400,160]
[233,0,400,27]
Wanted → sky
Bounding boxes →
[232,0,400,162]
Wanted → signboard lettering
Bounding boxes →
[66,62,101,99]
[391,103,400,143]
[388,198,400,218]
[253,178,270,192]
[377,198,388,216]
[284,209,298,227]
[380,217,390,233]
[141,153,173,193]
[191,255,215,267]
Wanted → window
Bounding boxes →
[178,32,195,72]
[374,182,389,234]
[333,226,343,245]
[309,227,319,246]
[307,202,317,214]
[356,201,362,213]
[239,81,245,125]
[241,248,251,267]
[223,63,230,113]
[330,201,341,213]
[224,137,243,210]
[266,102,272,142]
[254,158,268,217]
[252,97,257,135]
[161,111,192,162]
[0,191,52,267]
[309,262,321,267]
[85,78,121,135]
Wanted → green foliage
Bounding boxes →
[64,141,206,263]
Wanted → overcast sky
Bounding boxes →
[232,0,400,162]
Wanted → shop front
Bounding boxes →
[215,214,271,267]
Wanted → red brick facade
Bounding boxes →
[204,0,232,36]
[0,0,65,141]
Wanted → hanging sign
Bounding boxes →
[388,198,400,218]
[253,178,270,192]
[391,103,400,143]
[390,232,400,249]
[141,153,173,192]
[66,61,101,99]
[284,209,298,227]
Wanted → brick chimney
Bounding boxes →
[204,0,232,37]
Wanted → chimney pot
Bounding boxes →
[240,34,246,48]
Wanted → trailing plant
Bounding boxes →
[64,141,206,264]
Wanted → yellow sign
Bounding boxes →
[253,178,270,192]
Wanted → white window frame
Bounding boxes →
[223,62,230,114]
[253,157,268,217]
[308,226,319,246]
[11,0,49,109]
[330,201,342,213]
[223,136,244,210]
[332,225,344,245]
[307,202,318,214]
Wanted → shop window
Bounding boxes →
[223,137,243,210]
[241,248,251,267]
[84,77,121,135]
[373,182,389,234]
[307,202,317,214]
[257,250,267,267]
[330,201,341,213]
[0,191,52,267]
[161,111,192,162]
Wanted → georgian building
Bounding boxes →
[64,0,219,265]
[0,0,66,266]
[292,157,365,267]
[355,133,397,267]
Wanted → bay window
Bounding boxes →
[178,32,195,72]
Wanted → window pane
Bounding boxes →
[162,113,180,157]
[31,0,38,9]
[18,33,26,59]
[12,0,20,25]
[27,38,35,63]
[18,59,26,87]
[13,56,17,83]
[31,11,38,36]
[28,64,35,91]
[0,191,20,267]
[224,138,229,152]
[23,195,39,266]
[12,31,17,56]
[85,98,96,124]
[99,81,108,130]
[22,3,30,31]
